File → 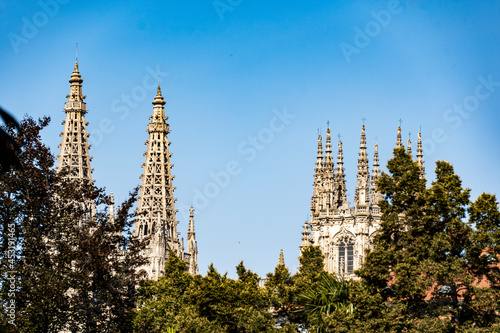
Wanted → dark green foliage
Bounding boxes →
[134,258,275,332]
[298,273,352,332]
[265,260,293,309]
[350,147,500,331]
[0,117,145,332]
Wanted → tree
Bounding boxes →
[293,245,325,290]
[134,250,194,332]
[265,260,293,310]
[352,147,500,331]
[298,272,353,333]
[0,117,145,332]
[134,258,278,332]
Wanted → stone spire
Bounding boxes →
[56,59,93,182]
[416,131,425,178]
[407,135,412,156]
[354,125,370,210]
[370,143,382,207]
[396,126,403,148]
[109,192,115,223]
[134,85,182,280]
[335,139,347,209]
[322,128,335,210]
[311,134,324,217]
[187,206,198,275]
[278,248,285,266]
[300,222,311,251]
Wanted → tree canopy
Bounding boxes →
[0,117,145,332]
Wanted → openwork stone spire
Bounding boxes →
[134,85,181,280]
[56,60,93,181]
[354,125,370,209]
[187,206,198,275]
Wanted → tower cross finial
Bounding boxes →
[419,124,422,133]
[408,131,412,139]
[337,133,341,141]
[76,42,78,60]
[374,136,379,141]
[326,120,330,128]
[362,117,366,125]
[398,118,403,127]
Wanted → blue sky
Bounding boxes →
[2,0,500,278]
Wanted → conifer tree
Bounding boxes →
[349,147,500,331]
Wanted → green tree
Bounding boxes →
[135,259,277,332]
[353,147,500,331]
[298,272,353,333]
[0,117,145,332]
[134,250,194,332]
[265,260,293,310]
[293,245,325,292]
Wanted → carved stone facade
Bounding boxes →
[301,125,424,280]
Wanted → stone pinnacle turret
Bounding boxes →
[354,125,370,209]
[335,139,347,208]
[370,143,382,206]
[396,125,403,148]
[417,131,425,178]
[278,248,285,266]
[187,206,198,275]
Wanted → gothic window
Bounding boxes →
[337,237,354,275]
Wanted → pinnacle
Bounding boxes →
[152,84,166,106]
[278,248,285,266]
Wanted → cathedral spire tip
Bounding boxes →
[152,84,166,106]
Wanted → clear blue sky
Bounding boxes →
[2,0,500,278]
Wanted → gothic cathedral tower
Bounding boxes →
[134,85,198,279]
[302,123,424,280]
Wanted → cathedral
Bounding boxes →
[56,59,198,280]
[300,124,425,279]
